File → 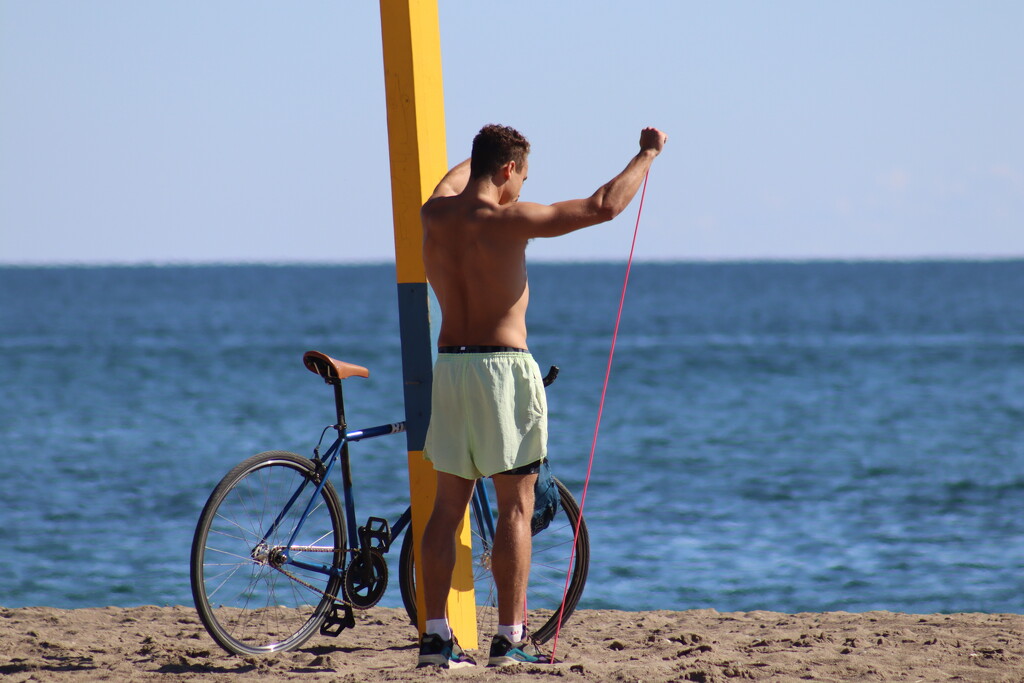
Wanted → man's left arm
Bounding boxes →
[424,158,471,202]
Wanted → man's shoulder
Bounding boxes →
[421,194,454,216]
[487,201,559,229]
[422,192,489,218]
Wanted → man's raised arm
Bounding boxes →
[589,127,667,218]
[506,127,667,239]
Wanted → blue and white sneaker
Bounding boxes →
[487,634,553,667]
[417,633,477,669]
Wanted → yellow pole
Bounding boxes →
[379,0,477,648]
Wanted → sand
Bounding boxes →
[2,605,1023,682]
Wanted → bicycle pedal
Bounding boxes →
[359,517,392,553]
[319,603,355,637]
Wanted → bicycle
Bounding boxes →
[190,350,590,656]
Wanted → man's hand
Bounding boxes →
[639,127,668,155]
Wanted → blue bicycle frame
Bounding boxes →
[271,420,413,578]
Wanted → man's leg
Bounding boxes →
[490,471,538,627]
[421,470,477,623]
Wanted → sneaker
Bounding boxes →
[417,633,477,669]
[487,634,553,667]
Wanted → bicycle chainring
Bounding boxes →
[342,550,388,609]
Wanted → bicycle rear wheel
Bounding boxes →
[398,476,589,644]
[190,450,346,655]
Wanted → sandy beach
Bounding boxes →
[2,605,1022,682]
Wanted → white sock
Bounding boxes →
[425,618,452,641]
[498,623,524,643]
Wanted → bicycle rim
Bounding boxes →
[190,451,346,655]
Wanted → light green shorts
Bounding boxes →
[424,351,548,480]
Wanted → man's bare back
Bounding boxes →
[422,178,533,348]
[421,126,666,350]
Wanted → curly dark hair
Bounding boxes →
[470,124,530,179]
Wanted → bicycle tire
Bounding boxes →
[398,476,589,644]
[190,450,346,655]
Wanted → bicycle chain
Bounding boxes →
[283,545,338,554]
[271,562,350,607]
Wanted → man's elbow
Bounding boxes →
[588,189,628,223]
[592,199,622,224]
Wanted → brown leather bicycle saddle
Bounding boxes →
[302,350,370,383]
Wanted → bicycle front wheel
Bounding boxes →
[398,476,589,644]
[190,450,346,655]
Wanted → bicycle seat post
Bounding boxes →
[332,381,348,433]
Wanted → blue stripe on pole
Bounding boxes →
[396,282,436,451]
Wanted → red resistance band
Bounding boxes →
[550,169,650,660]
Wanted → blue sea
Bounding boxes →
[2,261,1023,614]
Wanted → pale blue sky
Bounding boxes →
[2,1,1021,264]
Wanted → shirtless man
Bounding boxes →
[417,124,667,668]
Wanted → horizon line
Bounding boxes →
[2,254,1024,269]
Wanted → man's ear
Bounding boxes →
[501,159,516,180]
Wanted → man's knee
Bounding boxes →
[429,472,477,523]
[426,497,468,533]
[495,494,533,533]
[492,471,537,512]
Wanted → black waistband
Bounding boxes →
[438,345,529,354]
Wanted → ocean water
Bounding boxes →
[2,261,1023,614]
